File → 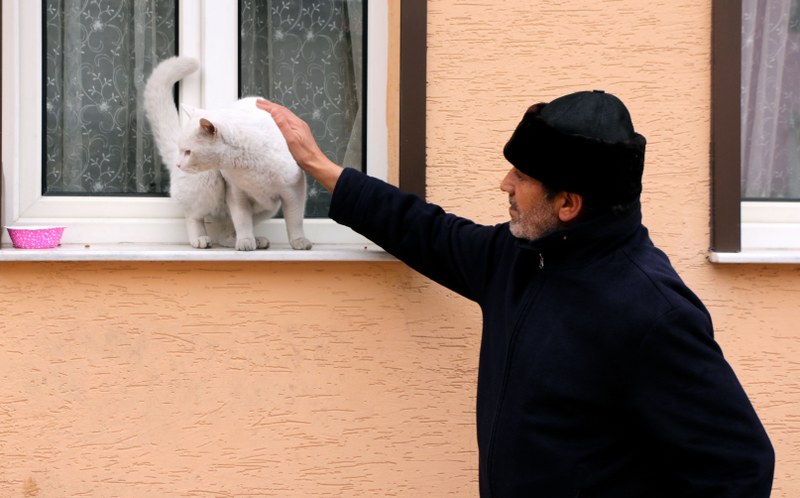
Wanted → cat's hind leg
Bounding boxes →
[255,236,270,249]
[217,229,236,248]
[219,229,267,248]
[216,221,237,248]
[281,175,313,250]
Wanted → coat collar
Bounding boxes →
[513,200,644,268]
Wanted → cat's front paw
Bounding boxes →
[235,237,258,251]
[290,237,313,250]
[190,236,212,249]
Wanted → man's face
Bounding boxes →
[500,167,562,240]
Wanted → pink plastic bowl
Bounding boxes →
[5,226,65,249]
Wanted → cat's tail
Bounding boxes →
[143,56,199,170]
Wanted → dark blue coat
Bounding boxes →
[329,168,775,497]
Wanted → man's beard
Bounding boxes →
[508,197,562,241]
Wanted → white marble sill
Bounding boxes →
[0,243,396,262]
[6,245,797,264]
[709,250,800,264]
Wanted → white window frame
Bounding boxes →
[713,201,800,262]
[1,0,388,248]
[741,202,800,250]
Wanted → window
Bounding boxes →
[1,0,426,252]
[42,0,178,197]
[712,0,800,257]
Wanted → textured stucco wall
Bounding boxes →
[0,262,480,497]
[1,1,799,496]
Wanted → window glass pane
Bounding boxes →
[239,0,365,217]
[43,0,177,196]
[742,0,800,200]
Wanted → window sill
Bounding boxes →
[709,249,800,264]
[0,243,396,262]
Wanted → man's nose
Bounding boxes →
[500,170,514,192]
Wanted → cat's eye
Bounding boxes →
[183,150,191,157]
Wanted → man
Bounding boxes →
[256,91,775,497]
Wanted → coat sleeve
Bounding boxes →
[328,168,502,302]
[629,306,775,497]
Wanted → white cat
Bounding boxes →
[178,97,313,251]
[143,56,235,249]
[144,56,312,251]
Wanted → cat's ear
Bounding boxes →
[199,118,217,137]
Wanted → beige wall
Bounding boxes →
[1,1,798,496]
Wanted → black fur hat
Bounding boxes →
[503,90,646,208]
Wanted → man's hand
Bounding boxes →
[256,99,343,192]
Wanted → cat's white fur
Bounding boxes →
[177,97,312,251]
[143,56,235,248]
[144,56,312,251]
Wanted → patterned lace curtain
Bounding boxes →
[240,0,364,217]
[44,0,176,195]
[742,0,800,199]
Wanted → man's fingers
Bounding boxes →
[257,98,285,115]
[255,99,273,112]
[256,99,296,129]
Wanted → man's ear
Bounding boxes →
[555,191,584,223]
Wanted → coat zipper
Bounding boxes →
[486,259,545,497]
